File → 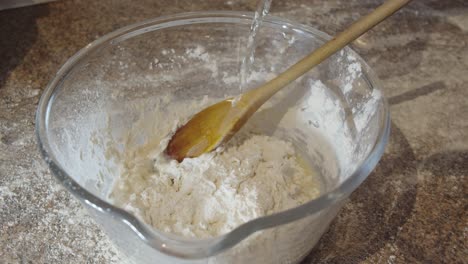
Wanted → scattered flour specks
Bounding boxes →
[343,53,362,94]
[185,45,218,77]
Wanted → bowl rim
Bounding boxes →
[35,10,391,259]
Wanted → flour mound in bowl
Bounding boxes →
[110,129,320,238]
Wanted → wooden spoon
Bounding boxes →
[166,0,411,162]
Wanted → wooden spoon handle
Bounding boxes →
[248,0,412,102]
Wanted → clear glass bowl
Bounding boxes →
[36,11,390,264]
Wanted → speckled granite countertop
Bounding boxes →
[1,0,466,263]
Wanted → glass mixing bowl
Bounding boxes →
[36,11,390,264]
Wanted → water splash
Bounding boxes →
[239,0,272,91]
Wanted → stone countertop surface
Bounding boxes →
[0,0,466,263]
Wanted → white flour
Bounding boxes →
[110,116,320,238]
